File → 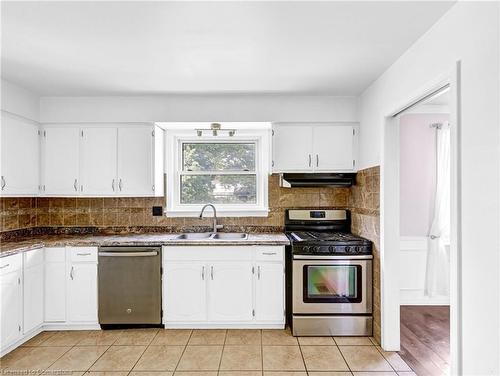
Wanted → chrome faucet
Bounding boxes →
[199,204,223,233]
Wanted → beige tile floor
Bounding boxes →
[0,328,416,376]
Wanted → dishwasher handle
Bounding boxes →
[98,251,158,257]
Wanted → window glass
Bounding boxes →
[182,143,256,171]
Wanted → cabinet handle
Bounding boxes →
[73,179,78,192]
[308,154,311,167]
[70,266,74,280]
[210,266,214,280]
[201,266,205,280]
[1,176,5,190]
[112,179,115,191]
[262,252,277,255]
[257,266,261,280]
[77,252,91,256]
[119,179,123,191]
[0,264,10,269]
[316,154,319,167]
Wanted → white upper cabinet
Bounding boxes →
[117,127,154,196]
[1,113,40,196]
[272,125,313,172]
[42,127,80,195]
[81,127,118,195]
[313,125,355,171]
[40,124,163,197]
[272,123,357,172]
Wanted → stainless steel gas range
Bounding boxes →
[285,209,373,336]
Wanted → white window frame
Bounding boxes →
[164,125,271,217]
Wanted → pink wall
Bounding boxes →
[399,113,449,236]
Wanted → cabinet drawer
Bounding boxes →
[255,247,284,261]
[70,247,97,263]
[24,248,44,269]
[0,253,22,275]
[45,247,66,263]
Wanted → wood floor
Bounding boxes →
[399,305,450,376]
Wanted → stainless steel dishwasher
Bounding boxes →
[98,246,161,326]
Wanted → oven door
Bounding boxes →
[292,256,372,314]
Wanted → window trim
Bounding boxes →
[165,129,270,217]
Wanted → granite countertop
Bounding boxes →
[0,232,290,258]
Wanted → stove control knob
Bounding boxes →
[313,246,320,252]
[329,245,335,253]
[302,246,309,253]
[345,246,351,253]
[354,246,359,253]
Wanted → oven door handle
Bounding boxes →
[292,255,373,260]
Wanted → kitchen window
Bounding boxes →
[164,124,271,217]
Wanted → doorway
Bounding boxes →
[398,90,451,375]
[379,64,461,376]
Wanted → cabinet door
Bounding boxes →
[43,127,80,195]
[255,263,285,322]
[0,270,22,349]
[68,263,98,322]
[23,263,44,333]
[117,127,153,196]
[272,125,313,172]
[44,249,67,322]
[164,262,206,322]
[208,262,253,322]
[313,125,355,171]
[81,127,117,195]
[1,113,39,195]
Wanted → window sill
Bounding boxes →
[165,208,269,218]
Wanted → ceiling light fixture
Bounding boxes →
[195,123,236,137]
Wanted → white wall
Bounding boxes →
[359,2,499,374]
[39,95,358,123]
[1,79,40,121]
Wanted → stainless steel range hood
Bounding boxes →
[279,173,356,188]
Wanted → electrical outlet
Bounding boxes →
[152,206,163,216]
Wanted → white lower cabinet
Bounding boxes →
[163,246,285,327]
[68,262,98,322]
[23,249,44,333]
[208,262,253,322]
[44,248,67,322]
[164,262,207,322]
[0,254,23,351]
[255,263,285,322]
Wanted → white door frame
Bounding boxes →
[380,61,462,375]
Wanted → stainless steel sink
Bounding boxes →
[174,233,213,240]
[212,233,248,240]
[174,232,248,240]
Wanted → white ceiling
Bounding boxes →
[1,1,454,96]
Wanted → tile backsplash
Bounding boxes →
[349,166,381,343]
[1,174,350,233]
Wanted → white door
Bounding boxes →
[80,127,117,195]
[272,125,313,172]
[23,263,44,333]
[164,262,206,322]
[0,270,22,348]
[44,248,66,322]
[43,127,81,195]
[68,263,98,322]
[208,262,253,322]
[1,113,39,195]
[255,263,285,322]
[117,127,153,195]
[313,125,355,171]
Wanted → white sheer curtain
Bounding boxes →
[425,123,451,297]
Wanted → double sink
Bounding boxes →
[174,232,248,240]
